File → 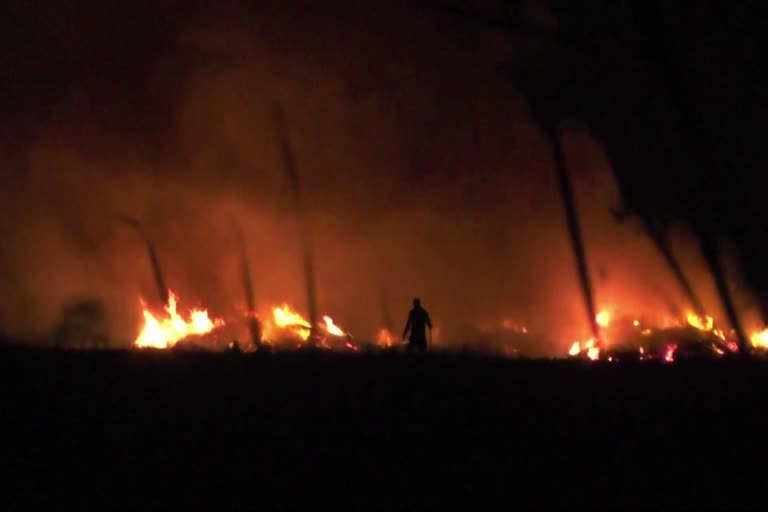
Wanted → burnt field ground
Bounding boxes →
[3,342,768,509]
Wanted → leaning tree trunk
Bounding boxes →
[645,221,707,317]
[145,238,169,307]
[699,233,750,356]
[120,215,169,307]
[546,124,600,342]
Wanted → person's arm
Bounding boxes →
[402,312,412,340]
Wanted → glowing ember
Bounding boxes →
[633,320,640,327]
[135,290,224,349]
[665,343,678,363]
[569,341,580,356]
[501,319,528,333]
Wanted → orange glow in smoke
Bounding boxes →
[377,329,395,347]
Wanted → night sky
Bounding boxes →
[1,1,764,351]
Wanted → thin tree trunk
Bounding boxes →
[234,221,262,350]
[699,233,750,356]
[271,103,319,344]
[120,215,169,307]
[646,223,706,317]
[547,125,600,342]
[145,239,169,307]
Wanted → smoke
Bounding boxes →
[0,1,745,352]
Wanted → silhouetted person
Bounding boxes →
[402,298,432,352]
[229,339,242,354]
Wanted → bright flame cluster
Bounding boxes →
[569,339,600,360]
[566,308,746,362]
[135,291,224,349]
[751,329,768,349]
[262,304,350,344]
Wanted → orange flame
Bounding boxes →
[268,304,312,341]
[665,343,678,362]
[595,310,612,328]
[261,305,350,344]
[686,312,714,331]
[377,329,395,347]
[323,315,345,336]
[135,291,224,349]
[585,338,600,360]
[750,329,768,349]
[569,338,599,360]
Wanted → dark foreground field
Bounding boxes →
[3,344,768,509]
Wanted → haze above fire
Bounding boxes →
[0,1,760,353]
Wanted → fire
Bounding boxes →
[566,306,745,361]
[261,304,351,346]
[686,312,714,331]
[376,329,395,348]
[684,311,727,340]
[665,344,678,363]
[750,329,768,349]
[569,338,600,360]
[377,329,395,347]
[585,339,600,360]
[135,290,224,349]
[596,310,612,327]
[323,315,345,336]
[271,304,312,340]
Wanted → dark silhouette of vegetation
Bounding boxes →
[54,298,110,349]
[233,220,263,350]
